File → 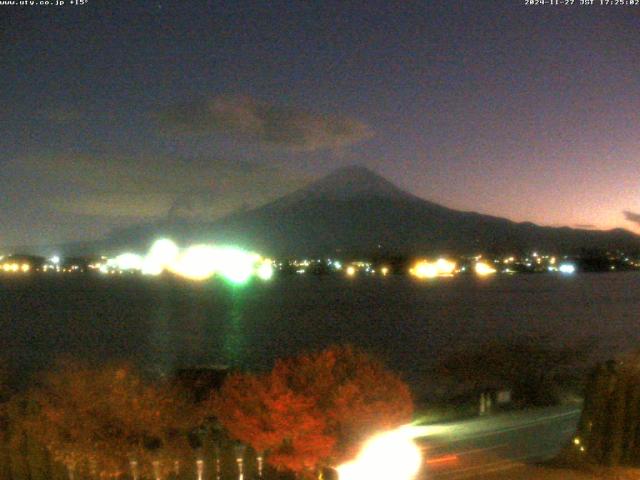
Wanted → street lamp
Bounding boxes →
[213,445,222,480]
[196,459,204,480]
[152,460,161,480]
[129,460,139,480]
[234,444,246,480]
[256,452,264,479]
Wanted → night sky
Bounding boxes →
[2,0,640,247]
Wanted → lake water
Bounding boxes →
[1,272,638,395]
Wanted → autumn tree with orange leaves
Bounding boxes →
[23,360,197,480]
[211,345,413,478]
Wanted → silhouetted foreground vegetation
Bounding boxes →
[433,337,592,409]
[567,351,640,467]
[0,346,413,480]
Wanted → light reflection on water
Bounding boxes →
[222,287,247,367]
[1,273,639,389]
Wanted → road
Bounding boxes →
[418,405,581,479]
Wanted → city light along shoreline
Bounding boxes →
[2,241,637,282]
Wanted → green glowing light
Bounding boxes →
[256,262,274,281]
[218,248,255,284]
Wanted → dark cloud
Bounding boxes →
[623,210,640,226]
[155,95,373,151]
[5,153,309,221]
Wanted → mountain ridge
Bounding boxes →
[23,165,640,257]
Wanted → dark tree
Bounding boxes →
[574,352,640,467]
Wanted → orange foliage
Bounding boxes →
[212,345,413,475]
[213,371,335,474]
[23,360,196,478]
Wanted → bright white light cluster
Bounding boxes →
[410,258,456,279]
[107,239,273,283]
[474,261,497,276]
[558,263,576,274]
[337,426,422,480]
